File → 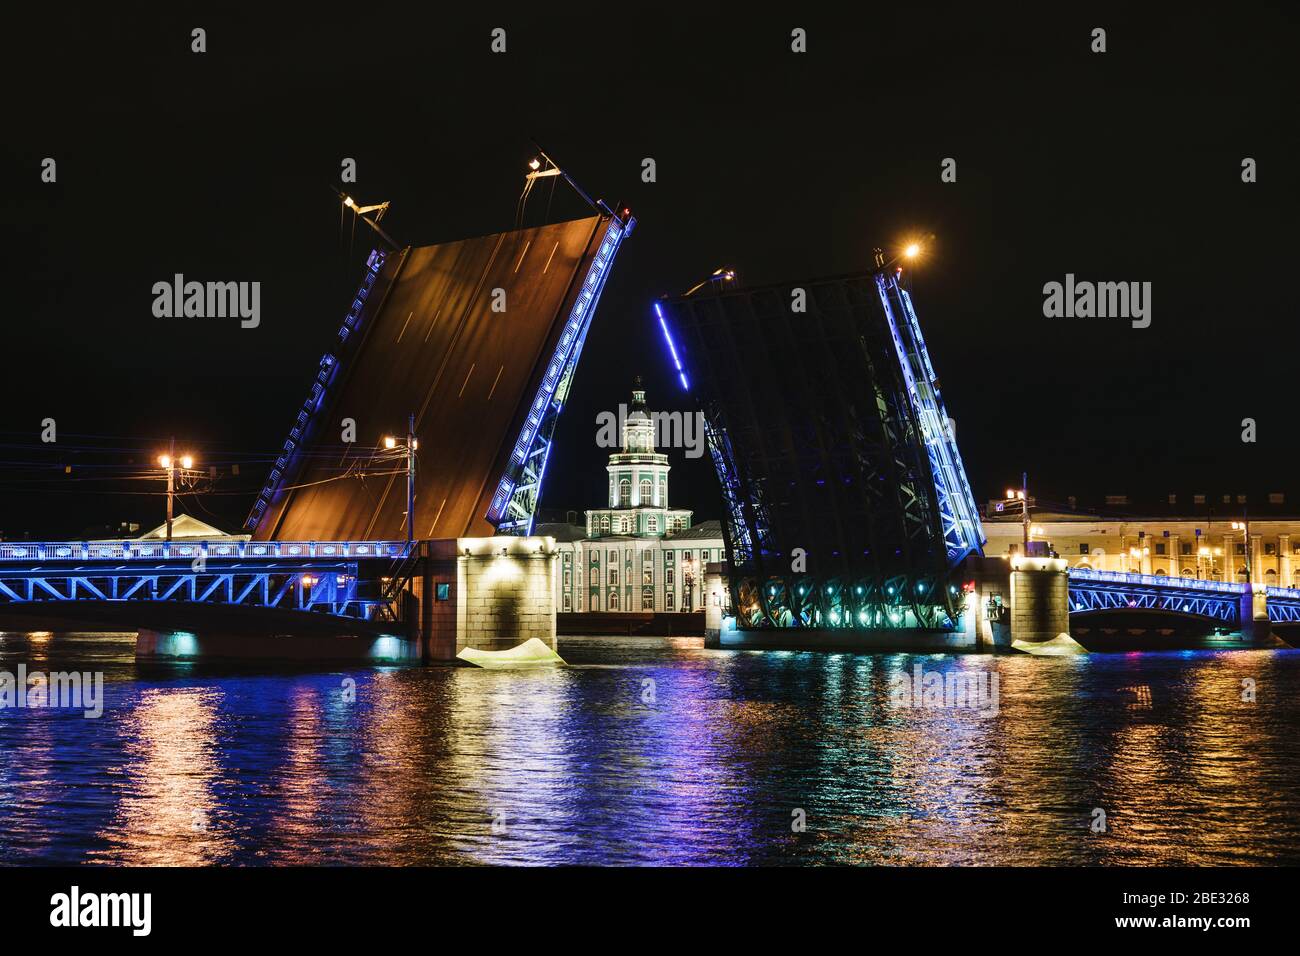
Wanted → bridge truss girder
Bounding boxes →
[0,560,395,621]
[662,272,982,633]
[1067,583,1240,623]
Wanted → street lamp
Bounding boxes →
[380,413,419,550]
[157,443,196,542]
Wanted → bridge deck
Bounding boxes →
[252,214,624,542]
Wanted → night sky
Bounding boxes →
[2,9,1292,539]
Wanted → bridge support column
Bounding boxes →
[419,537,558,661]
[1009,557,1074,647]
[1240,585,1272,642]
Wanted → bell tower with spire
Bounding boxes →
[586,376,693,537]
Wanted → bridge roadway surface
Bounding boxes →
[255,215,614,543]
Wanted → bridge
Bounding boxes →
[1,164,635,662]
[660,263,986,648]
[1066,566,1300,627]
[660,260,1294,651]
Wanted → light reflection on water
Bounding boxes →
[1,632,1298,865]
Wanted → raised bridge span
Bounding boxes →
[0,200,636,661]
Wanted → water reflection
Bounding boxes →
[2,634,1299,865]
[92,687,234,865]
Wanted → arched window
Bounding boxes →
[639,479,652,504]
[1265,568,1278,582]
[608,591,619,610]
[1181,567,1195,578]
[1075,561,1092,570]
[647,515,658,532]
[1236,567,1249,583]
[1293,568,1300,587]
[1154,568,1167,576]
[619,478,631,507]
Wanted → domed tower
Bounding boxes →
[587,377,693,537]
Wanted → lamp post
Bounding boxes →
[382,415,418,551]
[157,441,194,542]
[1231,518,1251,584]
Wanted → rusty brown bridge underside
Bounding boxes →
[249,213,627,542]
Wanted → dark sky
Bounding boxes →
[2,8,1293,538]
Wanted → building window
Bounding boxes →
[1265,542,1277,555]
[1105,494,1128,505]
[1079,543,1090,555]
[643,569,653,585]
[609,569,619,586]
[667,568,675,586]
[664,550,674,563]
[1194,494,1206,505]
[642,592,654,610]
[1168,494,1177,504]
[563,594,571,611]
[1181,543,1192,555]
[619,479,631,507]
[609,591,619,610]
[1181,567,1195,578]
[639,479,652,504]
[1236,567,1249,583]
[666,592,674,610]
[564,570,571,586]
[1234,543,1246,555]
[609,550,617,563]
[600,515,610,533]
[647,515,657,532]
[1155,543,1166,556]
[1269,493,1285,505]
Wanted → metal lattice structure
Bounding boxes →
[488,217,630,533]
[0,540,410,622]
[1265,585,1300,623]
[660,271,984,633]
[1067,567,1243,623]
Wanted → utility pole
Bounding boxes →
[406,412,416,551]
[165,437,175,542]
[1022,471,1030,550]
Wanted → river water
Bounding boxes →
[2,632,1298,865]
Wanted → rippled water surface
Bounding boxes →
[2,632,1298,865]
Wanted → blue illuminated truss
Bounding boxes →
[488,217,631,534]
[0,539,409,621]
[1067,567,1243,623]
[244,249,390,532]
[1265,585,1300,623]
[875,274,985,565]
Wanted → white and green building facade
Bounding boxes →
[539,382,724,613]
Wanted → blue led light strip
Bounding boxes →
[487,218,631,533]
[654,302,690,390]
[875,273,985,566]
[244,250,389,532]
